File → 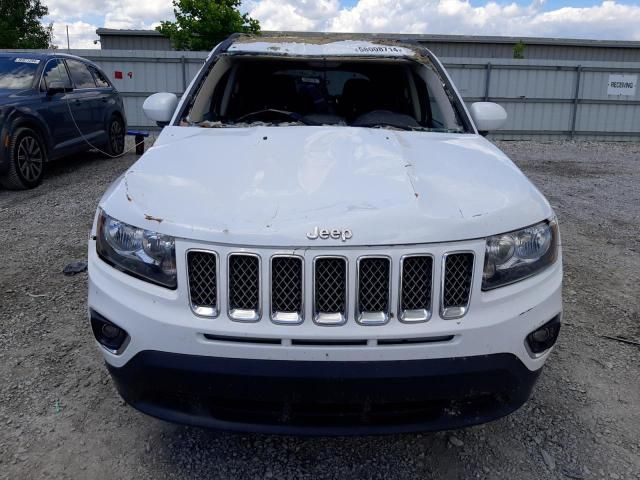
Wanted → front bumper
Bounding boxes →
[108,351,540,435]
[88,237,562,368]
[88,234,562,433]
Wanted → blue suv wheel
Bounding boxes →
[0,127,46,190]
[105,115,125,156]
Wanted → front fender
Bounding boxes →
[6,106,53,150]
[0,111,8,174]
[0,107,53,174]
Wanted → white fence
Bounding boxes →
[445,58,640,141]
[8,49,640,140]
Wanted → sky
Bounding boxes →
[43,0,640,49]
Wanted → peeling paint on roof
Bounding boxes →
[228,39,416,58]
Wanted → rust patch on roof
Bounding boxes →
[233,33,422,50]
[229,33,432,64]
[144,214,163,223]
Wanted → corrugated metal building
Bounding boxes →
[416,35,640,62]
[96,28,640,62]
[97,29,173,51]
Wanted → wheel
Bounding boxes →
[0,127,46,190]
[105,115,125,156]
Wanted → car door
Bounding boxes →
[87,64,116,136]
[37,58,77,155]
[64,58,103,145]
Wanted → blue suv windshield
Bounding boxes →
[0,57,41,89]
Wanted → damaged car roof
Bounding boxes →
[227,35,419,58]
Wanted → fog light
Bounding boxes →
[532,329,551,343]
[101,324,121,339]
[526,315,561,354]
[90,310,129,353]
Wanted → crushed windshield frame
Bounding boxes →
[175,41,474,134]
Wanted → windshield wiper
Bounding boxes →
[235,109,311,125]
[190,109,312,128]
[356,123,464,133]
[354,122,428,132]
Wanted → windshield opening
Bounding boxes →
[183,56,469,133]
[0,57,40,90]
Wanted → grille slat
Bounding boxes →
[186,250,476,324]
[399,256,433,322]
[314,257,347,325]
[357,257,391,325]
[228,254,261,321]
[187,251,218,317]
[271,256,303,323]
[442,253,474,319]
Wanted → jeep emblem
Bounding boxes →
[306,226,353,242]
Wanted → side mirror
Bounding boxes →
[469,102,507,135]
[46,81,71,95]
[143,92,178,127]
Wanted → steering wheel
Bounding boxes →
[236,109,303,124]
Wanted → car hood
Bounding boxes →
[101,126,552,246]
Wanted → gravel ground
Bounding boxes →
[1,139,639,480]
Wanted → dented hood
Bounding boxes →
[101,126,552,246]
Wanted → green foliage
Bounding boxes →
[0,0,53,49]
[513,40,526,60]
[157,0,260,51]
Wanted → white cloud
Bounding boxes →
[248,0,341,30]
[104,0,174,29]
[46,0,106,19]
[43,0,640,50]
[45,0,174,49]
[51,21,100,50]
[528,1,640,41]
[251,0,640,41]
[46,0,173,22]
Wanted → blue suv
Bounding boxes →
[0,53,126,189]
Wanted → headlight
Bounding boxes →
[96,209,177,289]
[482,218,559,290]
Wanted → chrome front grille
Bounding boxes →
[399,255,433,323]
[313,257,348,325]
[441,252,475,319]
[271,256,304,324]
[187,251,218,317]
[186,249,476,325]
[357,257,391,325]
[228,253,261,322]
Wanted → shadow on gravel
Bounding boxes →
[0,150,135,206]
[42,150,109,181]
[526,159,616,177]
[156,425,460,479]
[0,151,108,195]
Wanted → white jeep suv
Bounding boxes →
[88,35,562,435]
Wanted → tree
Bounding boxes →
[0,0,53,49]
[513,40,526,60]
[157,0,260,51]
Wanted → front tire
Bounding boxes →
[105,115,125,156]
[0,127,46,190]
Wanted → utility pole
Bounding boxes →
[66,25,70,52]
